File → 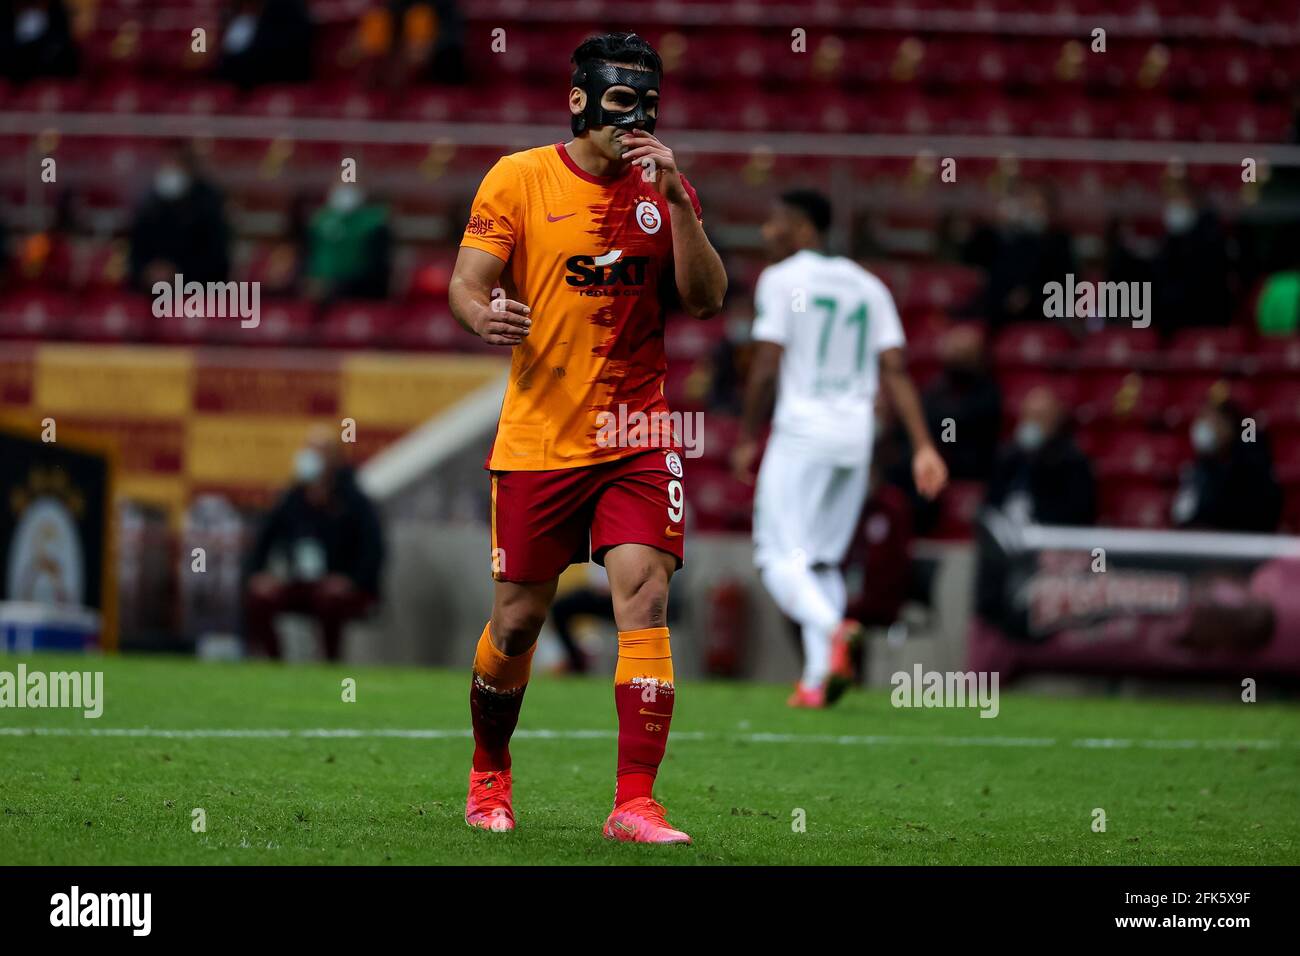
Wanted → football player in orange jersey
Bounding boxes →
[448,32,726,844]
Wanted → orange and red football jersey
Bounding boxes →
[460,143,702,471]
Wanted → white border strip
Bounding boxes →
[1021,524,1300,560]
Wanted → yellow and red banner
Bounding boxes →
[0,344,505,523]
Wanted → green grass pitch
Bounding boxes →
[1,652,1297,865]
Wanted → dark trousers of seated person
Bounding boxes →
[245,580,374,661]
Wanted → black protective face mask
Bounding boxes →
[570,62,660,136]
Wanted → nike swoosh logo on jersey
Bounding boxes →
[664,527,683,538]
[546,212,576,222]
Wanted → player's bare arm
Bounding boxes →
[620,131,727,319]
[880,346,948,499]
[448,246,532,346]
[732,340,782,484]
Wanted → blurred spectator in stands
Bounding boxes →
[129,142,231,292]
[12,190,75,288]
[845,457,913,633]
[1,0,78,82]
[217,0,313,89]
[303,183,392,302]
[1102,216,1153,290]
[358,0,467,88]
[979,181,1076,329]
[1152,180,1231,332]
[244,427,384,662]
[1172,399,1281,533]
[1254,225,1300,337]
[985,387,1095,526]
[548,565,612,675]
[922,323,1001,481]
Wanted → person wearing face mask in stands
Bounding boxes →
[1,0,78,82]
[1172,398,1282,533]
[303,182,393,303]
[128,141,231,292]
[982,180,1076,331]
[217,0,313,89]
[1152,180,1231,334]
[985,386,1096,527]
[244,426,385,661]
[922,323,1002,482]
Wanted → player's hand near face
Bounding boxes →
[619,131,687,206]
[913,444,949,500]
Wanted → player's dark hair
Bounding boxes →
[780,189,833,234]
[571,32,663,82]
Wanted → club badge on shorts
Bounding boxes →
[664,450,683,477]
[636,200,662,235]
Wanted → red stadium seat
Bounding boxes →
[1259,382,1300,436]
[0,289,73,340]
[1165,327,1249,371]
[7,79,86,113]
[1158,373,1258,427]
[900,263,984,312]
[999,370,1080,428]
[1274,434,1300,485]
[686,462,753,533]
[162,82,239,116]
[83,77,166,114]
[68,292,151,343]
[309,85,390,121]
[1074,371,1170,426]
[1087,428,1189,483]
[930,480,985,540]
[665,319,723,362]
[75,239,132,290]
[1099,483,1174,530]
[698,415,741,467]
[992,322,1075,369]
[1075,326,1162,368]
[242,299,314,348]
[399,251,455,301]
[243,85,310,119]
[1114,95,1193,141]
[390,305,463,352]
[320,301,399,349]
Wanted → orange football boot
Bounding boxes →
[465,769,515,832]
[603,796,692,845]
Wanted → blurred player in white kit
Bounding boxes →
[732,190,948,707]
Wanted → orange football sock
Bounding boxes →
[613,627,675,806]
[469,622,534,772]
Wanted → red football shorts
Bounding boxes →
[489,449,687,583]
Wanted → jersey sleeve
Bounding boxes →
[460,156,524,262]
[750,268,790,345]
[870,276,906,352]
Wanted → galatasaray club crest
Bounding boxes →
[636,200,662,235]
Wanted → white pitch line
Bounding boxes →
[0,727,1288,750]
